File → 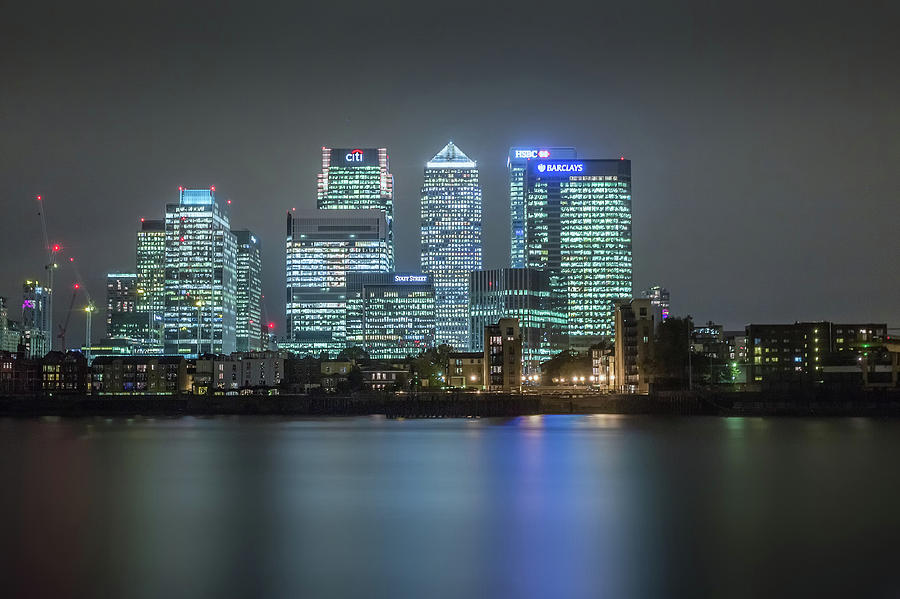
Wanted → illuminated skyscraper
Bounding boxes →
[163,188,237,356]
[106,273,144,340]
[317,147,394,267]
[22,280,51,357]
[136,219,165,340]
[421,142,483,350]
[508,147,577,268]
[346,272,436,360]
[285,209,390,357]
[524,158,632,347]
[233,230,263,352]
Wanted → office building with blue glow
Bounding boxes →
[106,273,144,340]
[285,209,390,357]
[22,280,51,357]
[163,188,237,356]
[468,268,567,373]
[524,158,632,347]
[508,147,577,268]
[317,147,394,268]
[421,141,483,350]
[346,272,436,360]
[233,230,263,352]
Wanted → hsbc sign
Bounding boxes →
[514,149,552,159]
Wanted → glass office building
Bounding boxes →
[136,219,165,341]
[346,272,436,360]
[469,268,567,373]
[524,158,632,347]
[317,147,394,268]
[233,230,263,352]
[421,141,483,350]
[508,147,577,268]
[163,188,237,356]
[22,280,51,357]
[286,209,390,357]
[106,273,145,340]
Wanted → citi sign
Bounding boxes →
[345,149,365,162]
[536,163,584,173]
[514,149,551,159]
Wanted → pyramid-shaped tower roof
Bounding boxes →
[427,141,476,168]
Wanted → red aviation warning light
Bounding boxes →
[267,322,275,330]
[210,186,216,192]
[73,283,80,290]
[52,244,61,252]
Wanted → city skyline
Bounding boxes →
[1,1,897,335]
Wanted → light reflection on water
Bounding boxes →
[1,415,898,598]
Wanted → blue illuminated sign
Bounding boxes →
[536,162,584,173]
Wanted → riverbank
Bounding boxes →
[2,389,900,417]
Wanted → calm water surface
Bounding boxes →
[1,415,898,598]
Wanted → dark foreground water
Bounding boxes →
[1,415,898,598]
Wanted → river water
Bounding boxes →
[1,415,897,598]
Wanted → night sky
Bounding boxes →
[2,0,897,336]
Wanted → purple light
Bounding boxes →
[22,300,35,309]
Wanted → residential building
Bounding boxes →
[163,188,237,356]
[613,298,660,393]
[233,230,263,352]
[746,322,831,386]
[318,147,394,266]
[41,350,89,394]
[468,268,567,373]
[346,272,436,360]
[421,141,483,349]
[447,351,483,388]
[524,157,632,348]
[90,356,189,395]
[483,317,522,391]
[508,147,577,268]
[285,209,390,356]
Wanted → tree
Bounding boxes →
[646,316,693,388]
[338,346,370,364]
[410,344,454,388]
[540,350,592,384]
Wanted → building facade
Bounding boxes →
[163,188,237,356]
[22,280,51,357]
[642,285,670,320]
[106,273,144,340]
[233,230,263,352]
[747,322,830,385]
[136,219,166,342]
[285,210,390,357]
[524,158,632,348]
[508,147,577,268]
[614,298,659,393]
[468,268,566,373]
[483,317,522,391]
[421,142,483,350]
[346,272,436,360]
[447,351,483,388]
[317,147,394,267]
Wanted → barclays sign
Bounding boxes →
[536,162,584,173]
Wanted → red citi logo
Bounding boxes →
[345,149,364,162]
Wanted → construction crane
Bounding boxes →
[56,283,80,351]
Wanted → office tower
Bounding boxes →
[285,209,390,357]
[468,268,567,373]
[106,273,144,340]
[136,219,166,340]
[508,147,577,268]
[346,272,436,360]
[22,280,51,357]
[0,297,21,352]
[317,147,394,267]
[163,188,237,356]
[233,230,263,352]
[421,141,483,350]
[642,285,670,320]
[524,157,632,348]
